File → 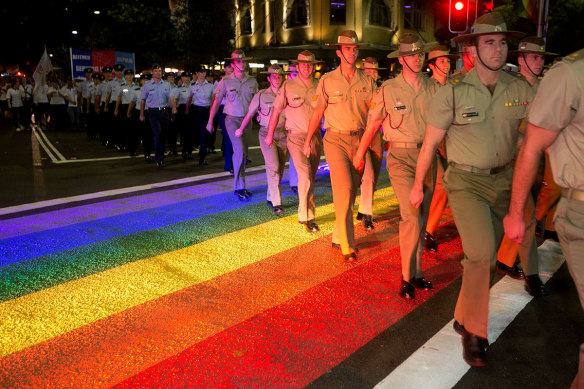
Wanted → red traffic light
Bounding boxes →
[483,0,494,12]
[449,0,469,33]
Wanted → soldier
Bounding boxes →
[77,67,93,131]
[409,12,532,367]
[114,69,139,154]
[104,64,126,149]
[284,63,299,193]
[165,72,180,156]
[187,66,214,166]
[304,30,376,260]
[237,64,288,214]
[130,73,153,161]
[207,50,259,200]
[174,71,191,159]
[504,47,584,389]
[267,51,323,228]
[213,62,233,169]
[355,34,439,298]
[94,66,112,145]
[424,46,460,252]
[140,64,177,168]
[85,73,101,140]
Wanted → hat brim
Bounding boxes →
[362,66,387,70]
[325,42,368,47]
[387,42,436,59]
[260,70,290,74]
[508,50,558,56]
[452,30,526,44]
[224,57,253,61]
[427,53,460,62]
[289,59,324,64]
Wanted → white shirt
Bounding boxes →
[48,86,66,105]
[7,86,24,107]
[188,80,214,107]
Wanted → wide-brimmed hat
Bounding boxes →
[224,49,253,61]
[260,64,289,75]
[362,57,387,70]
[508,36,558,56]
[387,34,436,59]
[289,50,323,64]
[452,12,525,44]
[426,45,460,62]
[326,30,367,47]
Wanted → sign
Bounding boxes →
[70,48,136,80]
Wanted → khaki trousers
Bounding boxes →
[225,115,250,191]
[259,126,287,206]
[445,166,513,339]
[387,148,436,281]
[287,131,322,223]
[358,131,383,216]
[536,152,562,231]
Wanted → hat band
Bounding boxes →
[399,41,423,53]
[470,23,507,35]
[519,42,546,52]
[337,36,359,44]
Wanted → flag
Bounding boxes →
[516,0,538,23]
[32,48,53,84]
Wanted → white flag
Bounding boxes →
[32,48,53,84]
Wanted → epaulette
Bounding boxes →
[448,77,462,86]
[513,72,524,78]
[564,48,584,63]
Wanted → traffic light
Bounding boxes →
[449,0,469,33]
[480,0,494,13]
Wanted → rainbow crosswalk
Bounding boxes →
[0,170,465,388]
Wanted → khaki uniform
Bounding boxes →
[249,88,287,206]
[215,74,259,190]
[429,69,534,338]
[314,67,376,254]
[368,73,439,280]
[529,50,584,307]
[273,76,322,222]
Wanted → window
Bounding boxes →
[370,0,390,27]
[404,0,424,30]
[241,5,252,35]
[285,0,309,28]
[330,0,346,25]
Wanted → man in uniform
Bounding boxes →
[267,52,323,227]
[207,50,259,200]
[104,64,126,149]
[504,47,584,389]
[140,64,177,168]
[409,13,532,367]
[187,66,214,167]
[354,34,438,298]
[174,71,191,159]
[283,63,299,194]
[304,30,376,260]
[77,67,93,131]
[114,69,139,154]
[94,66,112,145]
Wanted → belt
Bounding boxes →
[148,107,168,110]
[561,188,584,202]
[328,128,364,136]
[389,142,422,149]
[449,162,509,175]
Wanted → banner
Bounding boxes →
[33,48,54,84]
[70,48,135,80]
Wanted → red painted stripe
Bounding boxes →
[114,238,463,388]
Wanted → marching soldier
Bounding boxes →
[114,69,139,154]
[174,72,191,159]
[187,66,214,166]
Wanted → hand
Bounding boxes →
[235,127,243,138]
[503,213,526,245]
[104,105,109,113]
[139,113,145,122]
[302,141,311,158]
[206,122,214,133]
[264,134,273,147]
[114,109,118,117]
[172,107,177,115]
[409,184,424,209]
[352,154,364,173]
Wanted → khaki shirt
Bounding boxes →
[512,71,541,92]
[314,67,376,132]
[368,73,439,143]
[529,49,584,191]
[273,76,318,133]
[429,69,534,169]
[214,73,258,117]
[249,88,285,129]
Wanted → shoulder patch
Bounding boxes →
[448,78,461,86]
[564,48,584,63]
[312,95,319,101]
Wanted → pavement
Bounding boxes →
[0,119,582,388]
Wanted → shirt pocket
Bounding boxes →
[241,85,255,100]
[355,89,373,101]
[453,109,485,125]
[328,91,346,104]
[503,104,527,120]
[226,88,239,102]
[287,94,305,108]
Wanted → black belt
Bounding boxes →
[328,128,364,136]
[449,162,509,175]
[148,107,168,111]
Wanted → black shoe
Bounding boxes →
[144,155,152,163]
[410,277,433,290]
[234,189,250,201]
[496,261,525,280]
[301,220,319,233]
[399,279,415,300]
[246,158,252,165]
[454,321,489,351]
[356,212,364,221]
[156,159,164,168]
[273,205,284,215]
[344,252,358,262]
[243,189,252,197]
[425,231,438,253]
[462,331,488,367]
[199,160,208,166]
[267,201,273,208]
[525,275,550,296]
[331,242,359,253]
[361,214,375,230]
[291,186,298,193]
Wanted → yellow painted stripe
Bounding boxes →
[0,187,397,357]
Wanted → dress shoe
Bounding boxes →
[454,321,489,351]
[462,331,488,367]
[399,279,415,300]
[361,214,375,230]
[267,201,273,208]
[301,220,320,233]
[234,189,250,201]
[496,261,525,280]
[291,186,298,193]
[243,189,253,197]
[410,277,433,290]
[273,205,284,215]
[199,160,208,166]
[331,243,359,253]
[425,231,438,253]
[525,274,550,297]
[344,252,358,262]
[156,159,164,168]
